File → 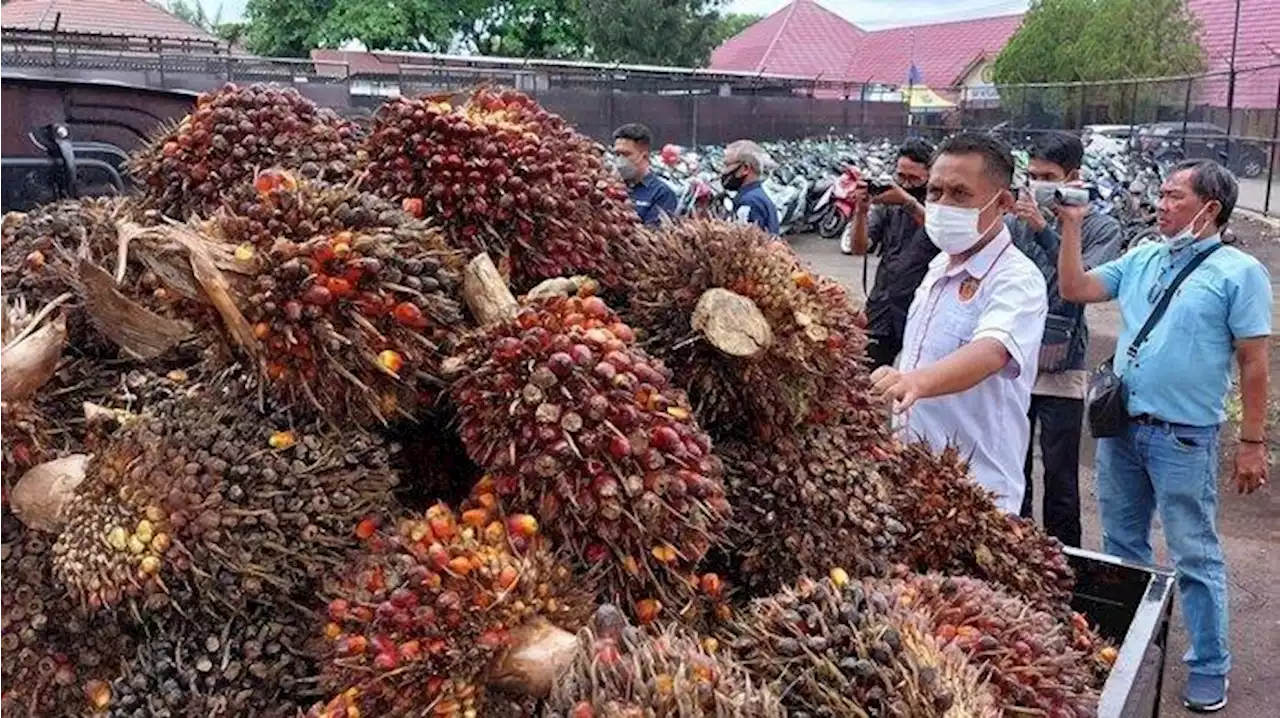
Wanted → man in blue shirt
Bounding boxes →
[612,123,677,227]
[1059,160,1272,713]
[722,139,779,235]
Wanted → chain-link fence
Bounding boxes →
[919,64,1280,215]
[3,28,1277,214]
[1,28,910,146]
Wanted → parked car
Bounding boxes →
[1082,124,1137,154]
[1136,122,1268,178]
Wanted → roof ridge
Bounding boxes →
[756,0,802,72]
[36,0,60,30]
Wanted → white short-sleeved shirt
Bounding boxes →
[895,227,1048,513]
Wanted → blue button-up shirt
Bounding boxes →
[628,172,677,227]
[1092,234,1273,426]
[732,180,780,235]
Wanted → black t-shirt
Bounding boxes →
[865,205,938,341]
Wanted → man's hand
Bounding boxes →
[871,185,915,207]
[870,365,924,413]
[852,180,871,215]
[1233,442,1269,494]
[1052,181,1090,227]
[1013,193,1048,232]
[854,310,868,329]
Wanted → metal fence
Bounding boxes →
[2,28,1276,213]
[920,64,1280,215]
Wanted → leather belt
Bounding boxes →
[1130,414,1194,431]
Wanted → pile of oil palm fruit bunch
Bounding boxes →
[2,82,1117,717]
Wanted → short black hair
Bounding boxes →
[899,138,935,167]
[936,133,1015,188]
[1174,159,1238,228]
[1031,131,1084,173]
[612,123,653,150]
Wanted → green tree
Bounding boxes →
[993,0,1203,84]
[574,0,727,67]
[457,0,587,58]
[709,12,761,49]
[315,0,458,52]
[243,0,335,57]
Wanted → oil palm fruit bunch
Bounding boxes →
[229,220,463,424]
[882,443,1075,612]
[1,198,200,358]
[128,83,362,219]
[186,170,466,424]
[546,604,784,718]
[214,167,408,253]
[359,88,637,289]
[310,499,591,718]
[714,419,903,599]
[100,599,322,718]
[450,287,731,618]
[2,198,123,295]
[728,571,1002,718]
[50,381,399,614]
[2,512,135,718]
[873,573,1110,717]
[616,220,874,442]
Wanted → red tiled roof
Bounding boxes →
[844,14,1023,87]
[1187,0,1280,109]
[1,0,218,42]
[708,0,866,79]
[709,0,1278,108]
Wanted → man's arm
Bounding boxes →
[1233,337,1270,494]
[872,270,1047,410]
[748,196,776,234]
[1057,207,1118,303]
[908,337,1011,396]
[1236,338,1270,443]
[656,183,678,220]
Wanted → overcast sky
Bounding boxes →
[197,0,1032,31]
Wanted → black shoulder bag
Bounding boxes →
[1086,244,1221,438]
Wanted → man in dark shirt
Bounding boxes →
[613,123,677,227]
[1007,131,1122,547]
[722,139,780,235]
[846,139,936,369]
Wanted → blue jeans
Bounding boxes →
[1096,422,1230,677]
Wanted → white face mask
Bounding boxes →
[1161,203,1212,250]
[1028,179,1063,209]
[925,192,1003,255]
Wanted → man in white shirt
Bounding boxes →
[871,133,1048,513]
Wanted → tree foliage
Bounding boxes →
[574,0,725,67]
[993,0,1204,84]
[243,0,335,57]
[239,0,738,65]
[459,0,587,58]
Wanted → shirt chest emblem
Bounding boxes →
[957,276,981,303]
